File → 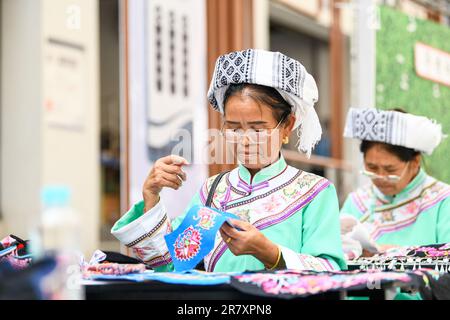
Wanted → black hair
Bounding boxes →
[222,83,292,125]
[360,141,420,162]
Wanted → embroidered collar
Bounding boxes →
[214,155,294,210]
[237,155,288,191]
[353,169,450,240]
[372,168,427,204]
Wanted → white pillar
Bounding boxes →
[1,0,100,256]
[1,0,43,238]
[353,0,376,109]
[345,0,377,191]
[253,0,270,50]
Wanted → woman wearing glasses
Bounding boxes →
[340,108,450,259]
[111,49,346,272]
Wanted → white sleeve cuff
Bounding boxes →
[111,201,166,244]
[280,246,337,271]
[111,201,172,266]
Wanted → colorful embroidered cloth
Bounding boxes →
[0,235,32,269]
[347,243,450,274]
[379,242,450,259]
[85,270,155,282]
[81,250,148,279]
[144,270,240,285]
[82,263,147,278]
[164,205,239,272]
[229,269,418,299]
[86,270,240,285]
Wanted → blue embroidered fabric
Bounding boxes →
[164,205,239,272]
[88,270,241,285]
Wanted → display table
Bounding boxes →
[83,278,404,300]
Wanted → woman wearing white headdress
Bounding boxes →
[111,49,346,272]
[340,108,450,259]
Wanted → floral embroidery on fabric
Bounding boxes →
[230,270,412,297]
[282,185,297,197]
[82,263,147,278]
[174,226,202,261]
[381,211,394,222]
[165,205,239,271]
[233,208,251,223]
[260,194,284,213]
[215,184,228,195]
[207,174,330,272]
[193,207,219,230]
[414,246,450,258]
[297,173,318,189]
[405,201,419,214]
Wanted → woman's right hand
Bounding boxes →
[142,155,189,212]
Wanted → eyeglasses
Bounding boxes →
[360,163,409,182]
[220,117,285,144]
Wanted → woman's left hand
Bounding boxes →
[219,219,279,268]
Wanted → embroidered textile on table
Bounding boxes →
[229,269,424,299]
[82,263,147,278]
[348,243,450,274]
[86,269,242,285]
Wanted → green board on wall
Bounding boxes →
[376,5,450,183]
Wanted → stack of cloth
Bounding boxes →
[0,235,32,269]
[229,269,449,300]
[81,250,148,279]
[85,269,240,285]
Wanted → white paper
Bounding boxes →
[43,39,87,130]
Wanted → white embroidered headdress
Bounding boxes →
[344,108,446,155]
[207,49,321,158]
